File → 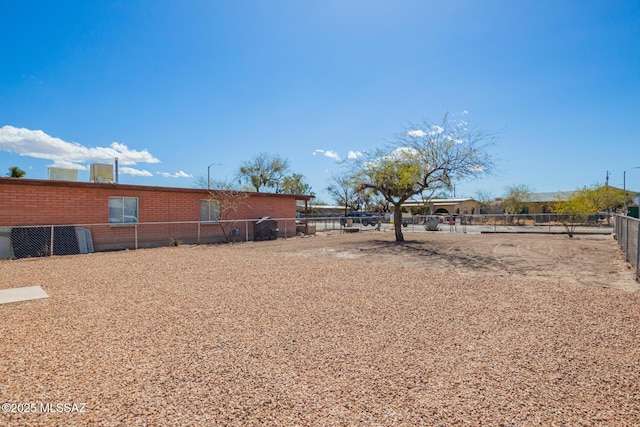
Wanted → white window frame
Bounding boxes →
[109,197,139,224]
[200,199,221,223]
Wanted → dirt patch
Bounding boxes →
[241,230,639,292]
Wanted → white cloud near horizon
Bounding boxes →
[119,166,153,177]
[468,166,486,172]
[366,146,420,169]
[312,149,340,161]
[406,130,426,138]
[0,125,160,168]
[347,150,363,159]
[392,147,419,158]
[407,125,445,138]
[158,170,193,178]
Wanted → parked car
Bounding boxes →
[401,213,413,227]
[339,211,379,226]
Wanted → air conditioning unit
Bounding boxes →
[48,167,79,181]
[90,163,114,183]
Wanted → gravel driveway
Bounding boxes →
[1,233,639,426]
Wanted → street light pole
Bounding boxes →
[207,163,221,190]
[623,166,640,215]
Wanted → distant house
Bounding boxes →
[0,178,312,252]
[525,191,573,214]
[401,198,480,215]
[525,187,636,214]
[296,204,345,216]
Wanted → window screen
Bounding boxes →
[200,200,220,222]
[109,197,138,224]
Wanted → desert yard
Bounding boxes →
[1,231,639,426]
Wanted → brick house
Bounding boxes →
[0,178,312,252]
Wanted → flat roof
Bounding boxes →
[402,198,476,206]
[0,177,314,200]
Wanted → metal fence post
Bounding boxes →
[619,216,623,247]
[625,217,629,262]
[618,216,621,245]
[617,215,621,246]
[135,224,138,250]
[636,220,640,281]
[50,225,54,256]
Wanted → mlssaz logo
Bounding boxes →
[40,402,87,413]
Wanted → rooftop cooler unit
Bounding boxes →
[90,163,114,183]
[48,167,79,181]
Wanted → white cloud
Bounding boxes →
[444,135,463,144]
[369,147,420,167]
[408,126,448,138]
[119,166,153,177]
[468,166,485,172]
[0,125,160,168]
[347,150,363,159]
[312,149,340,161]
[391,147,419,158]
[159,170,193,178]
[407,130,426,138]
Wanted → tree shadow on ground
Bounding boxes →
[352,239,511,273]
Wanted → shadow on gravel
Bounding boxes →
[354,239,509,272]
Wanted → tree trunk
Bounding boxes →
[393,207,405,242]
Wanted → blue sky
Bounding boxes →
[1,0,639,202]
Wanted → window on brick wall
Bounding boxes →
[200,199,220,222]
[109,197,138,224]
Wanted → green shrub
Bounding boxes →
[424,218,440,231]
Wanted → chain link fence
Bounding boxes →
[0,218,305,259]
[373,213,613,234]
[614,214,640,281]
[0,213,615,260]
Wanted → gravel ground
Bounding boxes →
[1,233,639,426]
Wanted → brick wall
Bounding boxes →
[0,178,306,250]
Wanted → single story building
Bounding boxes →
[524,191,573,214]
[0,178,312,253]
[400,198,480,215]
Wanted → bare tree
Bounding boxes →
[194,176,250,242]
[194,175,242,191]
[474,189,494,214]
[352,113,496,242]
[204,188,250,243]
[326,173,361,215]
